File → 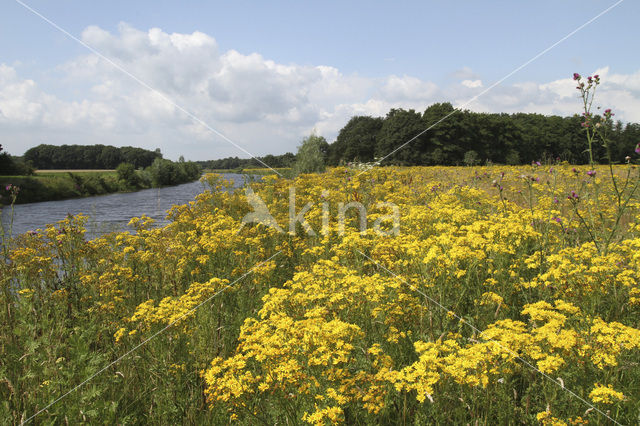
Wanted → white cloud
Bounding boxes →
[1,24,639,160]
[461,79,483,88]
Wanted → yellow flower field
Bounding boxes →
[1,164,640,424]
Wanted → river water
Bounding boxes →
[1,173,251,239]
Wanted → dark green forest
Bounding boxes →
[23,144,162,169]
[328,103,640,166]
[203,103,640,169]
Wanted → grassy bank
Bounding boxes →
[0,171,123,204]
[1,162,201,205]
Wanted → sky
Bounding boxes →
[1,0,639,161]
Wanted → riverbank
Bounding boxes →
[205,167,293,176]
[0,169,200,205]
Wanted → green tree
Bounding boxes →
[374,109,424,165]
[294,133,327,174]
[463,150,480,166]
[0,145,33,175]
[328,116,383,165]
[421,103,465,165]
[116,163,138,187]
[98,146,122,169]
[0,149,13,175]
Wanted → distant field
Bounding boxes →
[1,170,117,181]
[205,167,292,176]
[35,169,116,174]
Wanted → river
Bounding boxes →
[0,173,252,239]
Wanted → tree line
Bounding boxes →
[204,103,640,169]
[196,152,297,170]
[23,144,163,170]
[326,103,640,166]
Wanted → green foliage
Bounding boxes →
[0,152,13,175]
[116,163,139,188]
[327,116,383,165]
[325,105,640,166]
[0,156,200,204]
[23,144,162,169]
[148,158,201,187]
[0,144,34,176]
[375,108,424,165]
[463,150,480,166]
[293,133,327,174]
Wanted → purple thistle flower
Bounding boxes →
[587,170,596,177]
[573,73,581,81]
[635,143,640,154]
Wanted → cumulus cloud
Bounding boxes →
[1,24,639,160]
[461,79,483,88]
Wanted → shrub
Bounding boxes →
[116,163,139,188]
[294,133,327,174]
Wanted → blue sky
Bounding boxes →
[1,0,639,160]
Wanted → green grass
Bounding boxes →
[34,170,117,178]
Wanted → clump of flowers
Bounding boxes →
[589,384,625,404]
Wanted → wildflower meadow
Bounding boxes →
[1,75,640,425]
